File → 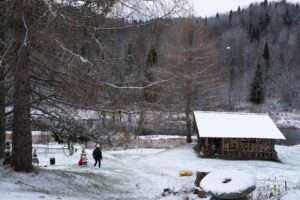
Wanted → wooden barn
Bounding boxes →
[193,111,286,160]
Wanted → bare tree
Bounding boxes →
[2,0,186,171]
[161,19,226,143]
[0,16,5,159]
[0,57,4,159]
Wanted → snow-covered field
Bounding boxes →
[272,112,300,129]
[1,143,300,200]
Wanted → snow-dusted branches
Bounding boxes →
[17,15,29,55]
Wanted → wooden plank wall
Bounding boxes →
[200,138,277,160]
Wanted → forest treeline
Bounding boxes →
[110,0,300,110]
[57,0,300,111]
[207,0,300,109]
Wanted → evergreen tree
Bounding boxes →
[146,45,158,68]
[254,27,260,41]
[229,10,233,25]
[144,45,158,103]
[259,12,271,32]
[263,42,270,69]
[263,0,268,7]
[283,8,292,26]
[249,64,265,104]
[145,45,157,84]
[216,12,219,19]
[237,6,241,14]
[240,16,246,27]
[248,23,254,38]
[248,23,260,42]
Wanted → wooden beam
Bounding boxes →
[255,139,258,158]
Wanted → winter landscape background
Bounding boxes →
[0,0,300,199]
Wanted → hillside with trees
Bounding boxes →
[205,0,300,110]
[0,0,299,171]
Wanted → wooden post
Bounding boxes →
[271,139,275,159]
[285,181,287,191]
[255,139,258,158]
[193,116,201,145]
[237,139,241,158]
[248,139,250,157]
[221,139,224,157]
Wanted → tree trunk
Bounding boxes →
[0,67,5,159]
[10,0,33,172]
[11,45,32,172]
[67,138,71,150]
[101,111,106,127]
[137,110,144,136]
[185,80,192,143]
[0,12,6,159]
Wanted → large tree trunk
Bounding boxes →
[0,12,6,159]
[11,46,32,172]
[11,0,32,171]
[0,67,5,159]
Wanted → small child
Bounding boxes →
[78,156,83,166]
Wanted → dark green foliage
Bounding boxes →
[283,8,293,26]
[144,46,158,103]
[263,42,271,81]
[237,6,241,14]
[216,12,219,19]
[248,23,260,42]
[249,64,265,104]
[259,12,271,32]
[205,1,299,108]
[263,43,270,80]
[262,0,268,7]
[240,16,246,27]
[263,43,270,62]
[145,45,158,83]
[229,10,233,25]
[146,45,158,67]
[263,42,270,69]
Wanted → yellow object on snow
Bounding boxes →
[179,171,193,176]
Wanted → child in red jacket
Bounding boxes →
[78,156,83,166]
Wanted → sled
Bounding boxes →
[179,171,193,176]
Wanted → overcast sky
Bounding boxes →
[191,0,300,17]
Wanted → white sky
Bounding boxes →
[191,0,300,17]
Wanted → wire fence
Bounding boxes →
[250,177,300,200]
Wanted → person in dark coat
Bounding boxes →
[93,144,102,168]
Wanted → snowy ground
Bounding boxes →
[1,143,300,200]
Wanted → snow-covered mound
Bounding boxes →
[200,171,256,198]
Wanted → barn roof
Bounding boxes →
[194,111,286,140]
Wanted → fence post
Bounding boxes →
[285,181,287,191]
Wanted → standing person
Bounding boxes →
[93,144,102,168]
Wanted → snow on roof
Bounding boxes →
[194,111,286,140]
